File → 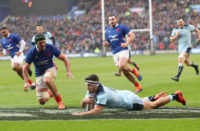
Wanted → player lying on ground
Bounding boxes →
[0,25,35,89]
[23,34,73,109]
[72,74,186,116]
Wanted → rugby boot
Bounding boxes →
[58,102,66,109]
[171,76,179,82]
[174,90,186,105]
[135,85,143,93]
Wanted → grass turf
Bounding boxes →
[0,54,200,130]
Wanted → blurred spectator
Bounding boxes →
[1,0,200,54]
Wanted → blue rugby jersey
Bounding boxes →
[105,24,130,54]
[25,44,61,77]
[1,34,22,58]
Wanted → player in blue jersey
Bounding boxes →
[23,34,73,109]
[103,15,142,93]
[0,25,36,89]
[72,74,186,116]
[31,24,58,70]
[170,17,200,81]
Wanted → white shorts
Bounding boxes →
[113,50,129,66]
[36,67,57,99]
[11,53,24,67]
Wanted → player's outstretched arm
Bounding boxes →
[23,62,31,92]
[72,105,104,116]
[58,53,74,78]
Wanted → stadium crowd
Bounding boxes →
[1,0,200,54]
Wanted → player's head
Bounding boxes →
[176,17,184,28]
[85,74,99,93]
[108,15,117,28]
[35,33,46,51]
[0,25,9,38]
[36,24,44,34]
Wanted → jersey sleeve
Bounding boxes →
[188,24,195,31]
[96,92,108,106]
[31,35,35,43]
[50,45,61,57]
[121,24,131,36]
[171,29,176,37]
[46,32,53,38]
[13,34,22,44]
[25,49,33,64]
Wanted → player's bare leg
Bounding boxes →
[43,71,65,109]
[143,90,186,109]
[119,57,142,93]
[13,63,35,89]
[171,53,185,81]
[185,56,199,75]
[119,57,142,81]
[12,63,24,79]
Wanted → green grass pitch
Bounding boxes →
[0,54,200,130]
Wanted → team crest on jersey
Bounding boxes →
[116,28,119,32]
[46,52,50,56]
[9,38,12,42]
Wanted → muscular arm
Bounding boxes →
[57,53,73,78]
[23,62,31,91]
[170,32,180,42]
[126,32,135,45]
[72,105,104,116]
[121,32,135,48]
[195,27,200,42]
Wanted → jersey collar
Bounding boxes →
[111,23,119,28]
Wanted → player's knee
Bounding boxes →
[119,64,127,70]
[12,65,19,71]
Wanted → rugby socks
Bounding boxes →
[134,82,139,87]
[168,94,178,101]
[189,61,197,67]
[54,94,62,103]
[176,64,184,78]
[189,61,199,74]
[28,79,33,85]
[48,91,53,97]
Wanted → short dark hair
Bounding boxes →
[85,74,99,82]
[35,33,45,44]
[36,23,43,27]
[176,16,184,21]
[0,25,7,31]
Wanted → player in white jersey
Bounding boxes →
[170,17,200,81]
[72,74,186,116]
